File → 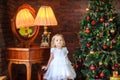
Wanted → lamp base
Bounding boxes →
[40,41,49,47]
[40,32,51,47]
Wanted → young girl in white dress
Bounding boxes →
[42,34,76,80]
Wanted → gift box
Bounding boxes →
[110,76,120,80]
[110,71,120,80]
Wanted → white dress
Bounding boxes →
[44,47,76,80]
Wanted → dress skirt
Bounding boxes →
[44,57,76,80]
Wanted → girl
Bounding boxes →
[42,34,76,80]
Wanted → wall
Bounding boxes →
[6,0,90,59]
[0,0,15,76]
[0,0,5,76]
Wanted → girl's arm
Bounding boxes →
[42,53,54,70]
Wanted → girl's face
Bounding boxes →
[54,36,63,48]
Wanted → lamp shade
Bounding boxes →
[16,9,35,29]
[34,6,57,26]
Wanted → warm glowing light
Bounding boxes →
[34,6,57,26]
[86,8,89,11]
[16,9,34,29]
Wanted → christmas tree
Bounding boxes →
[73,0,120,80]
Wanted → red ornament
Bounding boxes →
[82,64,86,69]
[100,72,104,77]
[79,59,82,62]
[91,20,96,25]
[100,17,104,22]
[103,45,107,49]
[86,28,90,34]
[112,66,115,70]
[75,64,79,69]
[96,76,99,79]
[110,45,113,49]
[90,65,95,70]
[112,39,116,44]
[86,43,90,47]
[114,63,119,67]
[86,16,90,21]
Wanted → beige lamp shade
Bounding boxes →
[34,6,57,26]
[16,9,35,29]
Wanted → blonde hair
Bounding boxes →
[51,34,66,48]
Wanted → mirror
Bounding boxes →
[11,4,40,47]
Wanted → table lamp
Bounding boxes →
[34,6,58,47]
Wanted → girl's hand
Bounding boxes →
[42,66,48,70]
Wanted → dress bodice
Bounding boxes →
[50,47,68,59]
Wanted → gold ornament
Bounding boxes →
[109,18,113,21]
[100,33,103,37]
[107,39,109,41]
[110,29,115,34]
[99,62,103,66]
[90,50,94,54]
